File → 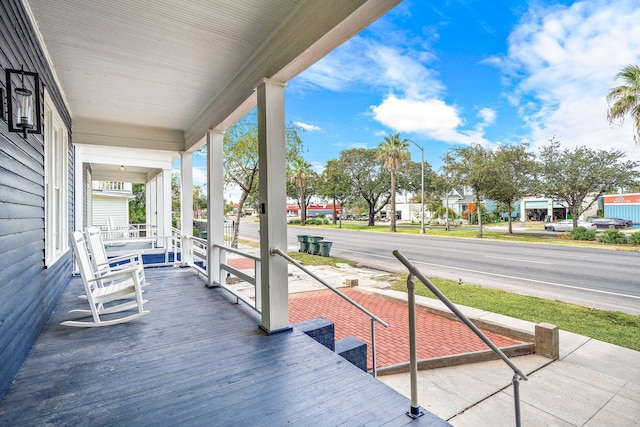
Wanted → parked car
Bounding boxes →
[590,217,629,229]
[544,219,597,232]
[615,218,633,227]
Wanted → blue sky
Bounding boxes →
[190,0,640,202]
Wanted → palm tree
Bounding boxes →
[290,157,311,226]
[607,64,640,144]
[378,133,410,232]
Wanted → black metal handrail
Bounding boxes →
[393,249,527,426]
[270,246,389,377]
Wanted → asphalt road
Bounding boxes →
[239,221,640,315]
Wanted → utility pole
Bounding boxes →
[408,140,425,234]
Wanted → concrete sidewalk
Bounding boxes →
[377,295,640,426]
[226,248,640,426]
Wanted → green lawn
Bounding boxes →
[392,275,640,352]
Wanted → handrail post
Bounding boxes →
[406,274,423,419]
[513,374,522,427]
[370,318,377,378]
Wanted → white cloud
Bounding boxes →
[193,167,207,187]
[499,0,640,161]
[294,121,322,132]
[371,96,460,132]
[310,161,324,173]
[477,108,496,126]
[172,167,208,187]
[371,96,493,146]
[295,36,442,99]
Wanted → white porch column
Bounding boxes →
[147,178,156,230]
[257,79,289,333]
[159,168,172,243]
[73,145,84,232]
[206,130,225,287]
[180,152,194,265]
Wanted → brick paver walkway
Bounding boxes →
[226,258,522,369]
[289,289,521,369]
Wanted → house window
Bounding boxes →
[44,90,69,266]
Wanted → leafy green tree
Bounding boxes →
[607,64,640,144]
[224,201,234,215]
[378,133,410,232]
[398,161,434,202]
[484,143,538,233]
[224,117,259,247]
[193,185,207,218]
[317,158,354,228]
[340,148,390,226]
[539,138,640,228]
[171,173,181,218]
[628,181,640,193]
[129,183,146,224]
[442,144,493,237]
[431,171,457,230]
[223,112,305,247]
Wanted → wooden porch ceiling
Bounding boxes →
[0,267,448,426]
[24,0,401,153]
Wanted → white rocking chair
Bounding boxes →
[105,216,134,239]
[85,226,145,285]
[62,230,149,327]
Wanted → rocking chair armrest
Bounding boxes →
[97,252,143,267]
[87,266,140,283]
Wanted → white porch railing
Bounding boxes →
[182,234,262,313]
[101,222,158,239]
[102,228,180,268]
[92,181,133,192]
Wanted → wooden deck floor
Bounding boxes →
[0,267,449,426]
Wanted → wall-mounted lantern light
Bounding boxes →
[3,66,42,139]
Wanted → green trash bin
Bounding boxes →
[297,235,310,252]
[318,241,333,257]
[307,236,324,254]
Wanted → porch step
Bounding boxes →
[294,317,335,351]
[293,317,367,371]
[335,336,367,372]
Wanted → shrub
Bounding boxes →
[301,218,328,225]
[598,229,627,244]
[570,227,595,241]
[288,218,301,224]
[628,232,640,245]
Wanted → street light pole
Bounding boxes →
[408,140,425,234]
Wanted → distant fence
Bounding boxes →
[193,219,233,245]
